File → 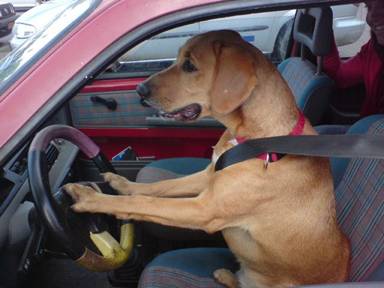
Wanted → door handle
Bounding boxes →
[90,96,118,111]
[140,98,151,107]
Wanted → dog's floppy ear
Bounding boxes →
[210,42,257,115]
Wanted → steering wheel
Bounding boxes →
[27,125,134,271]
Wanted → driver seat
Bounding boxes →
[137,115,384,287]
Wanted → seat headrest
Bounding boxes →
[293,7,333,56]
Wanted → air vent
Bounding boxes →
[46,144,59,170]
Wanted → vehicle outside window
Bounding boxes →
[8,0,44,13]
[9,3,367,55]
[0,0,99,96]
[107,9,295,78]
[0,2,16,43]
[10,0,76,49]
[108,3,367,77]
[333,3,370,57]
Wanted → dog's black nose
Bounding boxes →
[136,83,151,98]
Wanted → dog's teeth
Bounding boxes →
[159,112,177,120]
[159,115,168,120]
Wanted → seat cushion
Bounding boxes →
[330,115,384,187]
[335,117,384,281]
[278,58,334,125]
[136,157,210,183]
[138,248,238,288]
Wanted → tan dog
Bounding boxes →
[65,30,350,288]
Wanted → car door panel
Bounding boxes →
[70,90,156,127]
[72,78,223,160]
[80,126,222,160]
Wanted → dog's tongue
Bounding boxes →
[163,104,201,121]
[181,104,201,120]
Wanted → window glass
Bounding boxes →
[109,9,295,77]
[106,3,370,78]
[332,3,369,58]
[0,0,99,97]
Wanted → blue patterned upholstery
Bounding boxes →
[335,117,384,281]
[136,158,210,183]
[138,116,384,287]
[138,248,237,288]
[329,115,384,187]
[278,58,334,125]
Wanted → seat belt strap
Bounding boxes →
[215,134,384,172]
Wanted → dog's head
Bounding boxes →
[136,30,259,121]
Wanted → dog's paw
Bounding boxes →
[102,172,132,195]
[213,269,238,288]
[64,183,103,213]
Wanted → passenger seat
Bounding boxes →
[278,7,335,125]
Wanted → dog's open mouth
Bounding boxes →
[160,103,202,121]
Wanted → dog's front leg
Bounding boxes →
[214,269,239,288]
[65,183,223,233]
[103,166,212,198]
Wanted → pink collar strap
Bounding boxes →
[234,110,306,163]
[289,110,306,136]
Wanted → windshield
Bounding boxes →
[0,0,100,98]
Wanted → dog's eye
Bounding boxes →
[182,59,197,73]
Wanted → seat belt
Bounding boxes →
[215,134,384,171]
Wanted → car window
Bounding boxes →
[102,3,368,79]
[104,9,296,78]
[0,0,99,98]
[333,3,369,58]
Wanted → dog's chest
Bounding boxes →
[212,138,239,164]
[222,226,258,264]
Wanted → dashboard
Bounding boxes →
[0,138,79,243]
[0,136,78,286]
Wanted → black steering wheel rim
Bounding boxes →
[28,125,130,268]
